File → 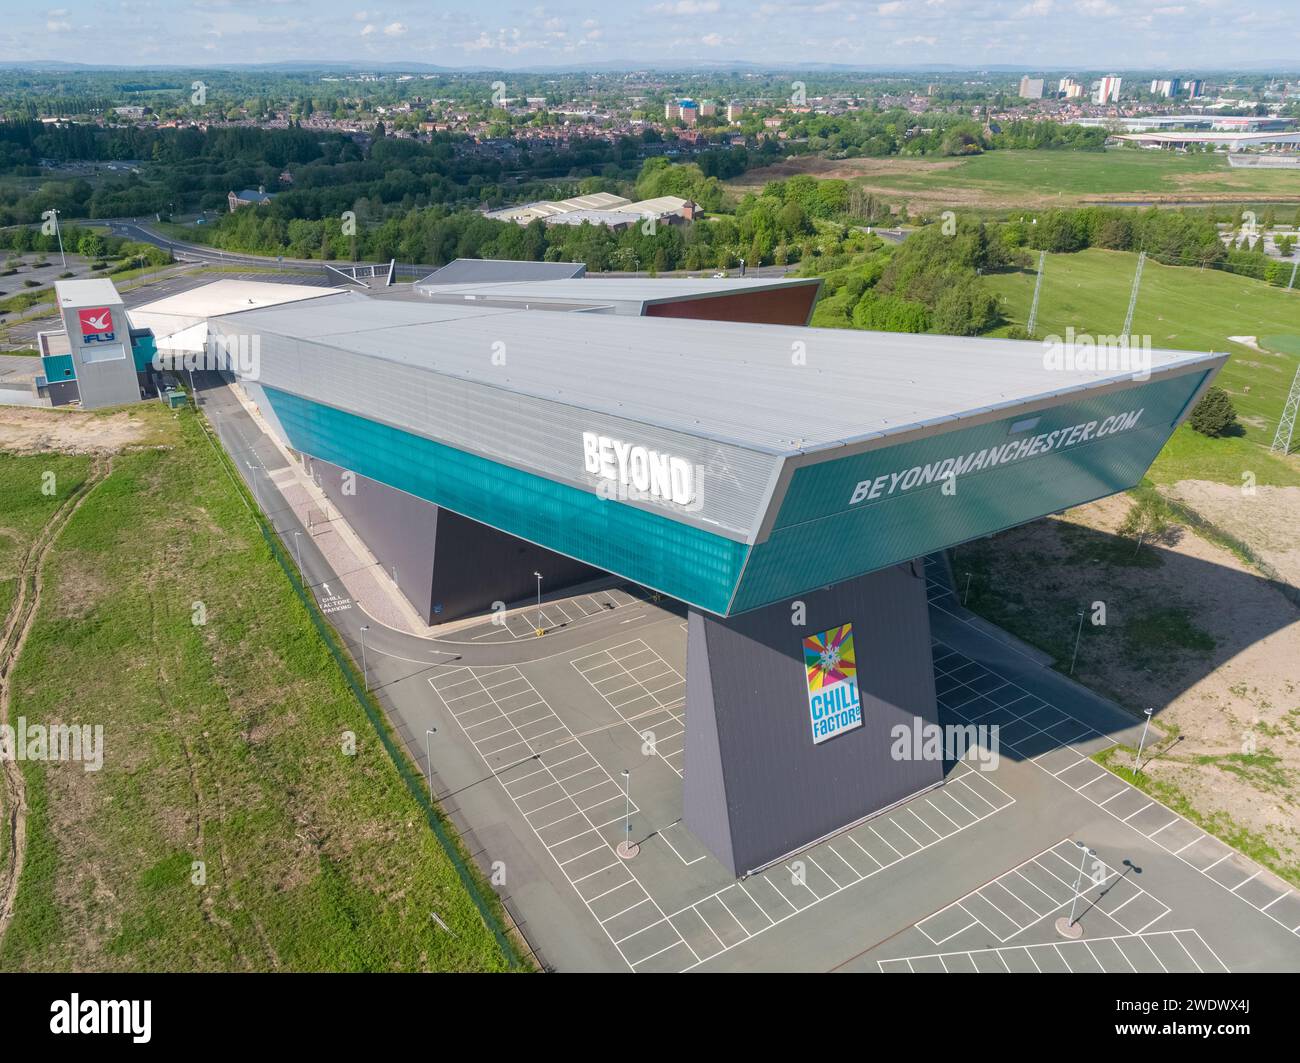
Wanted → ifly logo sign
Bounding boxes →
[77,307,116,345]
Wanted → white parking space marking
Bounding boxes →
[470,589,643,642]
[641,762,1014,971]
[572,639,687,777]
[429,663,696,971]
[916,839,1170,946]
[932,640,1300,940]
[879,929,1228,973]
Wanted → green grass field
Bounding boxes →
[0,406,518,972]
[738,148,1300,212]
[878,148,1300,203]
[983,247,1300,486]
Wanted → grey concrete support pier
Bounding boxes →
[684,561,941,876]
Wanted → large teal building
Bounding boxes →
[212,278,1224,874]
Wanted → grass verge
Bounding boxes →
[1094,745,1300,887]
[0,405,521,971]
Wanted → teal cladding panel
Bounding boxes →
[263,387,748,614]
[42,354,75,380]
[131,334,157,373]
[731,371,1210,613]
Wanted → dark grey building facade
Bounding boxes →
[312,457,598,623]
[684,561,942,875]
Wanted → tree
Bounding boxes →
[77,233,106,260]
[1188,386,1238,437]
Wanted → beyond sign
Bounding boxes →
[582,431,696,506]
[803,624,862,745]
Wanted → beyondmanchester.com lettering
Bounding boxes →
[849,408,1144,506]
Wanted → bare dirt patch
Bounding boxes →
[1162,479,1300,591]
[0,408,149,455]
[957,492,1300,879]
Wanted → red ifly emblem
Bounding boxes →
[78,307,115,343]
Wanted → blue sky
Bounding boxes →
[3,0,1297,69]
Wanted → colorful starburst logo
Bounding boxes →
[803,624,856,691]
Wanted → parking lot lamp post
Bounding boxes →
[1069,609,1085,675]
[616,769,639,860]
[245,461,261,511]
[424,729,437,803]
[47,208,66,269]
[1135,707,1155,774]
[359,625,370,691]
[534,571,544,637]
[1055,840,1095,939]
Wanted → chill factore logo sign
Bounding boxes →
[803,623,862,745]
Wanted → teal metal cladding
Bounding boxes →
[130,334,157,373]
[263,388,749,614]
[730,370,1211,613]
[42,354,75,380]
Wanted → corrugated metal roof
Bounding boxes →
[411,275,820,314]
[216,295,1218,457]
[130,279,344,323]
[615,196,693,215]
[414,258,587,286]
[56,278,122,307]
[542,209,638,227]
[560,192,631,210]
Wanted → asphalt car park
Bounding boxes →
[401,582,1300,973]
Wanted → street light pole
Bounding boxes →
[359,625,370,690]
[293,530,303,575]
[616,768,638,860]
[1069,609,1085,675]
[1135,707,1155,774]
[1055,840,1095,939]
[424,728,437,803]
[533,570,543,637]
[48,208,66,269]
[245,460,261,511]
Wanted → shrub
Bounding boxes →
[1188,386,1238,437]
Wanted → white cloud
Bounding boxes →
[893,33,937,45]
[383,21,406,36]
[877,1,904,13]
[352,9,368,20]
[1015,0,1052,16]
[701,31,724,46]
[360,22,375,35]
[1079,0,1120,15]
[651,0,720,13]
